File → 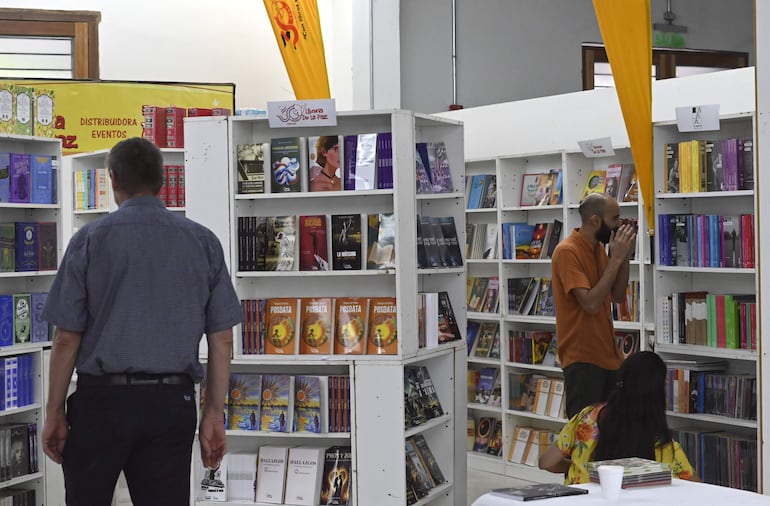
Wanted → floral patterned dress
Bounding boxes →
[556,404,695,484]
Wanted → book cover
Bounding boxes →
[14,222,38,272]
[293,375,322,433]
[236,143,266,194]
[38,221,57,270]
[351,133,377,190]
[0,223,14,272]
[581,169,606,200]
[414,147,433,194]
[366,213,396,270]
[270,137,303,193]
[299,298,333,355]
[475,368,497,404]
[259,375,292,432]
[226,452,258,501]
[415,366,444,419]
[9,153,30,203]
[520,173,552,206]
[366,297,398,354]
[376,132,393,189]
[405,437,435,498]
[255,446,289,503]
[437,291,462,343]
[29,155,53,204]
[30,292,50,343]
[419,215,441,268]
[308,135,343,192]
[473,417,495,452]
[318,446,352,505]
[0,85,12,134]
[548,169,563,205]
[666,143,680,192]
[334,298,367,354]
[603,163,623,199]
[299,215,330,271]
[470,323,495,358]
[618,163,636,200]
[404,368,427,428]
[429,141,454,193]
[13,86,32,136]
[331,214,362,270]
[482,174,498,208]
[486,421,503,456]
[438,216,463,267]
[285,446,326,505]
[227,373,262,430]
[0,152,8,202]
[34,87,55,137]
[263,298,298,354]
[0,295,12,347]
[489,483,588,501]
[411,434,446,486]
[266,216,296,271]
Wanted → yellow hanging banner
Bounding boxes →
[593,0,654,232]
[264,0,331,100]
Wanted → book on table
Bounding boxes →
[489,483,589,501]
[587,457,672,488]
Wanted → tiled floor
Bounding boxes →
[466,463,535,505]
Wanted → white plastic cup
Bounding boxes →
[597,465,624,501]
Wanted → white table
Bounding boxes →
[472,480,770,506]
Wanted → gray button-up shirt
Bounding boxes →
[43,195,242,381]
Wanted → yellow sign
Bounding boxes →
[263,0,330,100]
[1,80,235,155]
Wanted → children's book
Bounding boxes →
[580,169,606,201]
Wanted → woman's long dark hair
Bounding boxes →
[592,351,673,461]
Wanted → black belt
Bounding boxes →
[77,373,194,387]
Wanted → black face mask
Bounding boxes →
[595,217,615,244]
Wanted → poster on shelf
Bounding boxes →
[0,79,235,155]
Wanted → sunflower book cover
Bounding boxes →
[334,297,368,354]
[299,298,334,354]
[366,297,397,354]
[293,375,323,433]
[227,373,262,431]
[259,375,293,432]
[264,298,298,354]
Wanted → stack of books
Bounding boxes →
[587,457,672,488]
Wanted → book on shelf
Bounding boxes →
[523,429,555,467]
[334,297,367,354]
[473,417,496,453]
[299,215,330,271]
[331,214,362,270]
[414,366,444,420]
[474,367,498,405]
[366,213,396,270]
[9,153,30,203]
[236,142,267,194]
[580,169,606,201]
[293,375,323,433]
[0,155,9,202]
[227,373,262,430]
[263,298,298,354]
[546,379,565,418]
[549,169,563,205]
[13,293,30,344]
[437,291,463,344]
[603,163,623,199]
[14,222,38,272]
[366,297,398,354]
[531,377,552,416]
[416,141,454,193]
[197,454,228,502]
[467,418,475,452]
[259,375,293,432]
[485,421,503,456]
[414,146,433,194]
[307,135,343,192]
[437,216,464,267]
[470,322,497,358]
[29,154,54,204]
[519,173,553,206]
[255,446,289,503]
[405,437,436,500]
[618,163,637,201]
[299,297,334,354]
[270,137,304,193]
[506,425,531,463]
[319,446,352,505]
[343,133,377,190]
[404,367,427,429]
[38,221,57,270]
[226,452,259,502]
[489,483,589,501]
[284,446,326,505]
[411,434,446,486]
[265,216,296,271]
[419,215,441,268]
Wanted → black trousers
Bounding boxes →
[63,382,197,506]
[563,362,618,419]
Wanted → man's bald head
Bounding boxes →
[579,193,609,224]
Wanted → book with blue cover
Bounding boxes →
[30,292,50,343]
[0,295,12,347]
[228,373,262,431]
[260,374,292,432]
[293,375,322,433]
[30,155,53,204]
[0,152,9,202]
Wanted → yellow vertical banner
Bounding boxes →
[593,0,654,231]
[264,0,331,100]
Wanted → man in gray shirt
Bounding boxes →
[42,137,242,505]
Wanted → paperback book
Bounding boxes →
[319,446,352,505]
[331,214,362,270]
[236,143,266,194]
[270,137,303,193]
[489,483,588,501]
[299,298,333,354]
[299,215,329,271]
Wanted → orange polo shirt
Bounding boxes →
[551,229,622,370]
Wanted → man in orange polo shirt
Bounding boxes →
[551,193,637,418]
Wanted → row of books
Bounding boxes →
[203,373,351,434]
[237,213,397,272]
[0,83,55,137]
[0,422,38,483]
[142,105,230,149]
[672,428,756,491]
[465,174,497,209]
[0,293,51,346]
[508,277,554,317]
[586,457,672,488]
[509,374,566,419]
[665,138,753,193]
[0,153,56,205]
[0,488,35,505]
[507,425,557,467]
[416,215,463,269]
[519,169,563,207]
[0,355,37,411]
[467,276,499,314]
[507,330,558,366]
[656,292,757,350]
[405,435,447,505]
[73,165,185,210]
[240,297,398,356]
[416,291,463,349]
[0,222,57,272]
[666,367,756,420]
[404,366,445,430]
[466,223,497,260]
[467,321,501,359]
[580,164,638,202]
[158,164,185,208]
[468,417,503,457]
[611,280,640,322]
[197,445,352,505]
[658,213,755,268]
[501,219,562,260]
[468,368,501,407]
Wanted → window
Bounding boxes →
[582,44,748,90]
[0,8,100,79]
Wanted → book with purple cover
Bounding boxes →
[376,132,393,189]
[14,222,38,272]
[9,153,30,203]
[0,152,9,202]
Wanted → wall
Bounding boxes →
[401,0,755,113]
[4,0,354,110]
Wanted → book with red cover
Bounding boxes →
[165,106,186,148]
[141,105,167,147]
[263,298,298,354]
[299,215,329,271]
[299,298,333,354]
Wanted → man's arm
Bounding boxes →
[199,328,233,467]
[610,255,630,303]
[539,443,571,474]
[42,327,82,464]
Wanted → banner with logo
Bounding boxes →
[593,0,653,231]
[1,80,235,155]
[263,0,331,100]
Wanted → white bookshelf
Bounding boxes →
[184,111,467,505]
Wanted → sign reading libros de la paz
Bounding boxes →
[267,99,337,128]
